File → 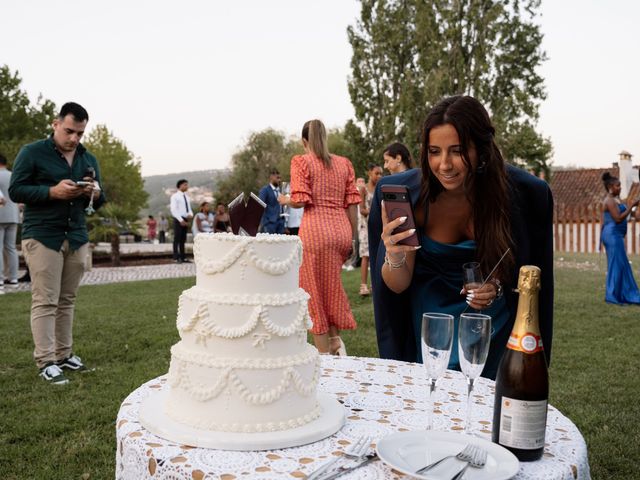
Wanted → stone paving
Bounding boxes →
[3,262,196,295]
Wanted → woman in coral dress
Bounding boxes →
[280,119,361,354]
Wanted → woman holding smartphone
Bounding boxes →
[368,95,554,379]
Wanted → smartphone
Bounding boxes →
[76,181,93,186]
[380,184,419,247]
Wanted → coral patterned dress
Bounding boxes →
[290,153,361,334]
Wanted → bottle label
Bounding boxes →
[506,332,543,353]
[498,397,547,450]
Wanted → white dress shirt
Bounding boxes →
[286,206,303,229]
[170,190,193,222]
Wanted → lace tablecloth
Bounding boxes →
[116,356,590,479]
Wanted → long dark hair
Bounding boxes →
[601,172,619,192]
[417,95,513,282]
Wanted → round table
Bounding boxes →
[116,356,590,479]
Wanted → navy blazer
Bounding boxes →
[368,165,554,379]
[259,184,286,234]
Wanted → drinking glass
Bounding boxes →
[421,313,454,430]
[279,182,290,219]
[458,312,492,434]
[462,261,484,291]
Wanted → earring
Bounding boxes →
[476,161,487,174]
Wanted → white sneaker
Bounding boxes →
[39,364,69,385]
[57,354,87,371]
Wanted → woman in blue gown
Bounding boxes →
[369,96,555,379]
[601,172,640,305]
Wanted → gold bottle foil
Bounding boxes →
[507,266,543,353]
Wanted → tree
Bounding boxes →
[347,0,552,176]
[83,124,148,220]
[84,125,148,265]
[87,204,141,267]
[215,128,300,204]
[215,125,375,204]
[328,124,372,179]
[0,65,56,164]
[500,121,553,177]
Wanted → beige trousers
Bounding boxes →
[22,239,88,369]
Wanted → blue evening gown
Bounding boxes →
[601,204,640,305]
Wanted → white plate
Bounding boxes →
[375,430,519,480]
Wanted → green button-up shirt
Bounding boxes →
[9,137,106,252]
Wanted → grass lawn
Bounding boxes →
[1,252,639,479]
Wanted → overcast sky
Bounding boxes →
[2,0,638,176]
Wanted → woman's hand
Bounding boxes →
[348,237,357,258]
[278,193,289,206]
[462,282,498,310]
[631,198,640,219]
[380,200,418,259]
[380,200,419,293]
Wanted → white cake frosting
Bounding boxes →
[164,233,321,433]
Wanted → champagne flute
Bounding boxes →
[458,312,492,435]
[421,313,454,430]
[462,261,484,292]
[279,181,290,218]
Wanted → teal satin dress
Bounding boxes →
[410,234,509,371]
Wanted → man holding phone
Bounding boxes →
[10,102,105,385]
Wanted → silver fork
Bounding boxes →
[415,443,476,475]
[306,435,371,480]
[450,446,487,480]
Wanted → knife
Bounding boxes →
[319,454,379,480]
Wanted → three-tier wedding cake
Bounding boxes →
[139,233,344,450]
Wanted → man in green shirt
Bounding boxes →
[10,102,105,385]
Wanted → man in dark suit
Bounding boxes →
[259,169,286,234]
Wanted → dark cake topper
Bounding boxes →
[228,192,267,236]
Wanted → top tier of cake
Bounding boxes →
[193,233,303,295]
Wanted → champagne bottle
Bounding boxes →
[492,265,549,461]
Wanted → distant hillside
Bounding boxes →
[141,169,229,217]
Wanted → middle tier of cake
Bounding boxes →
[177,286,312,359]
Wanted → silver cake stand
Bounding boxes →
[139,390,345,451]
